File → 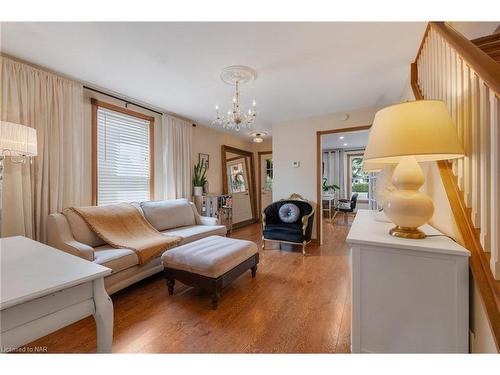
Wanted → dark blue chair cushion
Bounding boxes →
[263,223,304,244]
[278,203,300,223]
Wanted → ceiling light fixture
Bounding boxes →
[212,65,257,132]
[343,143,348,146]
[339,136,345,140]
[249,131,267,143]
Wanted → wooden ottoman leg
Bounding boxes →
[211,292,220,310]
[167,278,175,295]
[164,269,175,295]
[251,265,258,278]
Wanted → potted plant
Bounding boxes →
[193,160,208,196]
[322,178,340,195]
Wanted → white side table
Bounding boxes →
[0,236,113,353]
[347,210,470,353]
[322,195,336,220]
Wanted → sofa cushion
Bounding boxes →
[161,224,227,245]
[140,199,196,231]
[62,208,105,248]
[93,245,139,273]
[161,235,258,278]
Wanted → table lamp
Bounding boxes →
[363,100,464,239]
[0,121,38,233]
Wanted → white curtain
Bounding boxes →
[161,114,192,200]
[323,149,346,198]
[1,56,84,242]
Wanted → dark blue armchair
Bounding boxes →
[262,194,315,256]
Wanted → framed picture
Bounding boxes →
[199,153,209,168]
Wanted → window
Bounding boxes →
[264,157,273,191]
[92,99,154,205]
[348,154,369,201]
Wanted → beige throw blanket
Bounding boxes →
[71,203,181,265]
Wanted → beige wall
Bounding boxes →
[191,124,272,220]
[272,106,379,239]
[191,124,271,196]
[192,125,251,196]
[470,275,498,352]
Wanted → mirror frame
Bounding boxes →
[221,145,258,227]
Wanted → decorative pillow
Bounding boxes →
[279,203,301,223]
[338,201,352,210]
[62,208,105,248]
[140,199,196,231]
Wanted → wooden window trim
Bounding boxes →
[91,98,155,205]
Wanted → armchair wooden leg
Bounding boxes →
[302,241,307,256]
[261,237,265,250]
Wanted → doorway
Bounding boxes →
[227,158,253,224]
[316,125,372,244]
[258,151,273,217]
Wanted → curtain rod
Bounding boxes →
[83,85,163,116]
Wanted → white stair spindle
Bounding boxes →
[489,91,499,278]
[479,80,491,252]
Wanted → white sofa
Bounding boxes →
[47,199,227,294]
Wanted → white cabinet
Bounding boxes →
[347,210,470,353]
[1,236,113,353]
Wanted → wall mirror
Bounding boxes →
[221,145,257,228]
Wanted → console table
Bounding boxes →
[0,236,113,353]
[347,210,470,353]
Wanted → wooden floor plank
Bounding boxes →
[23,215,352,353]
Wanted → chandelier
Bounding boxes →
[211,65,257,131]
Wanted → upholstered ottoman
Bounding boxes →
[161,235,259,309]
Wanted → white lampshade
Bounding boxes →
[0,121,37,157]
[364,100,464,163]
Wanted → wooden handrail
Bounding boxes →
[411,61,500,352]
[428,22,500,94]
[414,23,431,62]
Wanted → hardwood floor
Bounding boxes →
[26,215,352,353]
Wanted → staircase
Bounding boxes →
[411,22,500,350]
[472,32,500,63]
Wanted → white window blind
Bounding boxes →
[97,107,151,205]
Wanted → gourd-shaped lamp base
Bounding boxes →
[383,156,434,239]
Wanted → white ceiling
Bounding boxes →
[1,22,429,134]
[449,22,499,40]
[322,129,370,150]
